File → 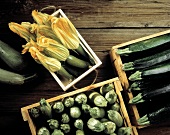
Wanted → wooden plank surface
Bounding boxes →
[0,0,170,134]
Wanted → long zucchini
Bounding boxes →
[129,83,170,104]
[116,33,170,56]
[123,49,170,71]
[128,62,170,81]
[0,40,29,72]
[0,68,38,85]
[137,104,170,125]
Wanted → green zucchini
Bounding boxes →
[0,40,29,72]
[116,33,170,56]
[0,68,38,85]
[128,62,170,81]
[123,49,170,71]
[137,104,170,125]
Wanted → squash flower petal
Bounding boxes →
[29,47,61,72]
[8,22,36,42]
[51,17,80,49]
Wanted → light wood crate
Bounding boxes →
[21,77,138,135]
[109,29,170,129]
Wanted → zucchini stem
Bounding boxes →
[129,93,145,104]
[128,71,142,81]
[116,48,132,55]
[122,62,134,71]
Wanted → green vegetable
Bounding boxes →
[100,118,109,123]
[122,49,170,71]
[100,83,114,95]
[29,107,40,118]
[37,127,50,135]
[103,121,116,134]
[81,103,91,114]
[61,113,70,123]
[137,104,170,125]
[110,102,120,112]
[0,68,38,85]
[75,93,88,104]
[47,119,59,129]
[74,119,84,130]
[63,97,74,107]
[60,124,71,133]
[117,127,132,135]
[0,40,29,72]
[105,90,117,104]
[70,106,81,118]
[76,129,85,135]
[116,33,170,55]
[107,110,123,127]
[87,117,105,132]
[129,83,170,104]
[39,98,52,118]
[51,129,64,135]
[89,107,105,118]
[52,101,64,113]
[88,91,108,107]
[128,62,170,81]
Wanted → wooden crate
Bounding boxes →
[109,29,170,129]
[21,77,138,135]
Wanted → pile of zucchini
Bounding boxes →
[29,83,132,135]
[116,33,170,126]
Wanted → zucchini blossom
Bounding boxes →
[70,106,81,118]
[103,121,116,134]
[75,93,88,104]
[87,118,105,132]
[51,129,64,135]
[37,127,50,135]
[63,97,75,107]
[89,107,105,118]
[60,124,71,133]
[39,98,52,118]
[53,101,64,113]
[61,113,70,123]
[47,119,59,129]
[74,119,84,130]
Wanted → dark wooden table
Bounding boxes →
[1,0,170,135]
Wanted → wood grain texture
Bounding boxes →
[0,0,170,134]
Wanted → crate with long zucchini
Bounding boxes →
[21,77,138,135]
[109,30,170,129]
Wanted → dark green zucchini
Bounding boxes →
[116,33,170,56]
[123,49,170,71]
[128,62,170,81]
[129,83,170,104]
[0,68,38,85]
[0,40,28,72]
[137,104,170,125]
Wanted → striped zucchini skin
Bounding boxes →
[117,33,170,55]
[123,49,170,71]
[0,68,37,85]
[0,40,28,72]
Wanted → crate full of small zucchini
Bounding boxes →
[110,30,170,128]
[21,78,138,135]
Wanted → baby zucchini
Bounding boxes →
[0,68,38,85]
[116,33,170,55]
